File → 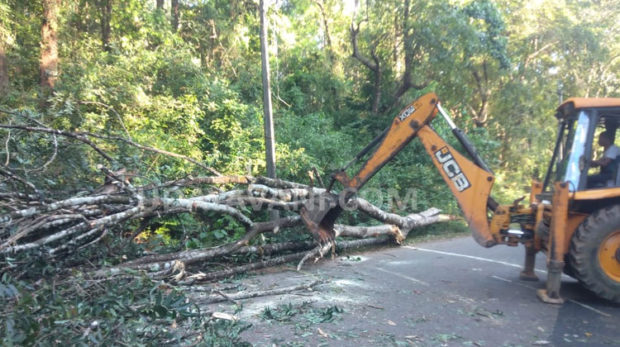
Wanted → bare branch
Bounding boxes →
[350,21,378,72]
[199,280,321,304]
[0,122,220,175]
[350,20,383,113]
[0,166,41,195]
[0,195,131,223]
[0,123,114,163]
[1,205,144,254]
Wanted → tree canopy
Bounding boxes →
[1,0,618,202]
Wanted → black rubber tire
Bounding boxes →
[569,205,620,303]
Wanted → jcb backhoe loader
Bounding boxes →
[301,93,620,304]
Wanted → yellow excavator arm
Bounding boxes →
[301,92,510,247]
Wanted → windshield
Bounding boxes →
[563,111,590,191]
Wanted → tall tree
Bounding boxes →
[391,0,428,106]
[171,0,179,32]
[349,0,429,114]
[313,0,333,61]
[156,0,164,10]
[40,0,58,90]
[0,42,7,94]
[97,0,112,52]
[0,2,9,94]
[350,19,382,114]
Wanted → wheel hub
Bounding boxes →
[598,230,620,282]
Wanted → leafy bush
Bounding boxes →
[0,273,251,345]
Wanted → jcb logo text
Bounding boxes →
[398,105,416,121]
[435,147,471,192]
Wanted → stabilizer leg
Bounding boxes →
[519,245,539,281]
[536,182,569,304]
[537,260,565,304]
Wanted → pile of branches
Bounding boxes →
[0,107,454,283]
[1,172,452,281]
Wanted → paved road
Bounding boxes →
[201,236,620,346]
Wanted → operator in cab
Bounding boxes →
[587,131,619,188]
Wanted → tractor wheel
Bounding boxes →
[569,205,620,303]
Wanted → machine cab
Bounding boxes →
[544,98,620,193]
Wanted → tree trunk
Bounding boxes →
[393,13,399,70]
[313,0,332,61]
[99,0,112,52]
[171,0,179,32]
[0,43,8,95]
[40,0,59,90]
[387,0,428,111]
[470,64,490,127]
[156,0,164,10]
[350,22,382,114]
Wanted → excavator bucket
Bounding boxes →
[300,192,342,243]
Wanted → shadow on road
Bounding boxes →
[551,282,620,346]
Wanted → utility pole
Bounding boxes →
[260,0,279,221]
[260,0,276,181]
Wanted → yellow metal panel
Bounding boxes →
[533,203,545,251]
[549,182,570,261]
[559,98,620,110]
[573,187,620,200]
[530,180,543,204]
[565,213,588,250]
[417,126,496,247]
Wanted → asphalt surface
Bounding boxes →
[200,236,620,346]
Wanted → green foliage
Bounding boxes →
[2,0,617,207]
[462,0,510,69]
[0,0,619,341]
[186,214,247,249]
[276,111,356,174]
[0,273,251,345]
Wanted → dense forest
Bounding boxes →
[0,0,618,344]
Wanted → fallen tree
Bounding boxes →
[1,171,453,280]
[0,108,456,283]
